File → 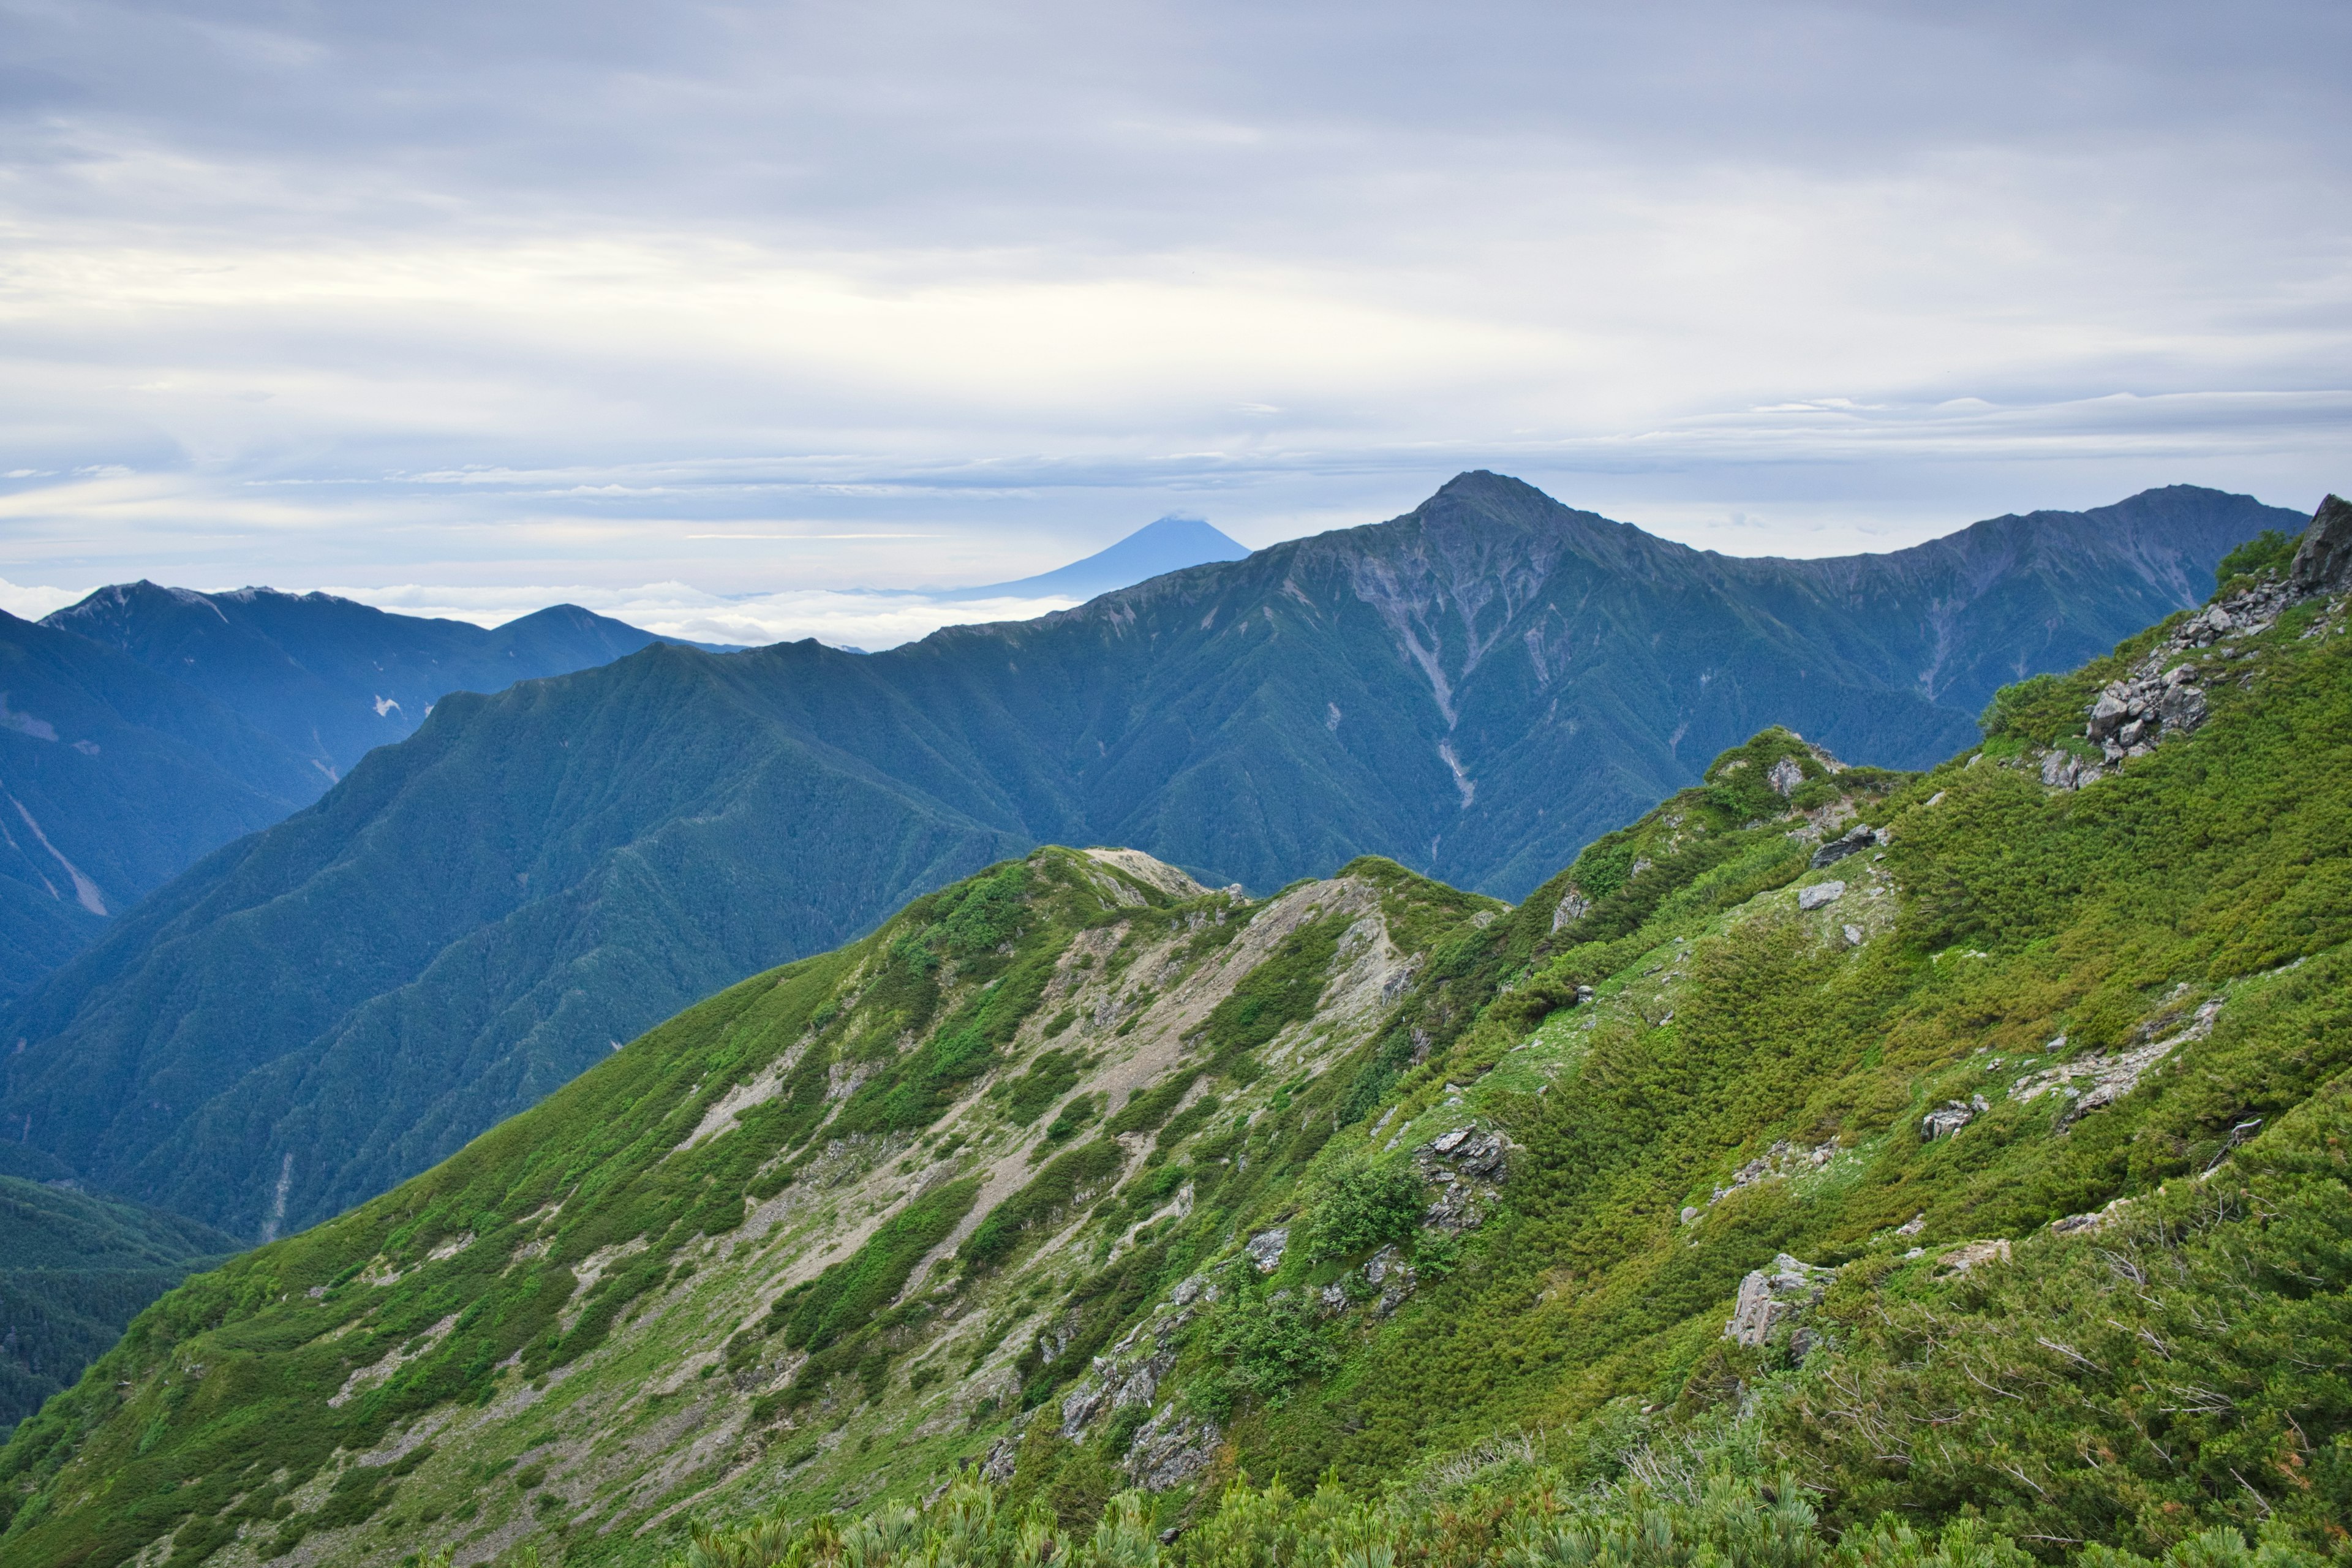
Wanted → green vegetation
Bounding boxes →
[0,1178,238,1440]
[6,519,2350,1568]
[662,1468,2339,1568]
[2215,527,2300,586]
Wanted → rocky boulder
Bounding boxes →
[1796,881,1845,911]
[1920,1095,1987,1140]
[2289,494,2352,598]
[1724,1254,1836,1355]
[1243,1227,1289,1273]
[1414,1125,1513,1231]
[1810,823,1883,870]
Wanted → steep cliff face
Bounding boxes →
[6,499,2348,1567]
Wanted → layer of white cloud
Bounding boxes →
[0,578,89,622]
[325,583,1083,652]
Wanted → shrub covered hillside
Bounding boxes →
[4,499,2351,1568]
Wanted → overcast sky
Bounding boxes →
[1,0,2345,643]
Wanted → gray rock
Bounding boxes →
[1842,924,1863,947]
[978,1433,1020,1484]
[1060,1379,1110,1439]
[1123,1408,1221,1491]
[1766,756,1806,796]
[1810,823,1880,869]
[1796,881,1845,911]
[2290,494,2352,598]
[1919,1096,1987,1140]
[1551,885,1591,931]
[1243,1227,1289,1273]
[1724,1254,1836,1349]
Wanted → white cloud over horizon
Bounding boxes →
[324,582,1086,652]
[0,0,2345,596]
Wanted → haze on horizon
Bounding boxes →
[1,0,2345,647]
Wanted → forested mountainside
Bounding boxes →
[0,611,323,1001]
[43,586,731,788]
[3,497,2345,1568]
[0,587,729,1002]
[0,1177,238,1441]
[0,475,2294,1243]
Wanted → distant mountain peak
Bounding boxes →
[937,514,1250,601]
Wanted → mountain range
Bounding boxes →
[0,591,739,1003]
[0,474,2300,1243]
[2,495,2343,1568]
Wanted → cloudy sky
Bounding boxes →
[1,0,2345,645]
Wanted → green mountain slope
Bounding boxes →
[2,498,2345,1568]
[0,477,2294,1241]
[42,585,739,788]
[1,586,741,1005]
[0,611,323,1000]
[0,1178,239,1442]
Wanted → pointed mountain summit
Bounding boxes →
[934,514,1251,601]
[0,475,2305,1238]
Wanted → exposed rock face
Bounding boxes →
[1414,1125,1513,1231]
[2013,1000,2220,1129]
[1920,1095,1988,1140]
[1551,886,1591,931]
[1725,1254,1835,1352]
[1243,1227,1289,1273]
[1766,757,1806,796]
[1058,1289,1207,1441]
[2289,494,2352,597]
[1363,1245,1415,1314]
[1796,881,1845,911]
[1122,1406,1221,1490]
[1810,823,1883,870]
[978,1434,1020,1483]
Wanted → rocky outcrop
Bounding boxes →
[1363,1245,1415,1314]
[1709,1138,1835,1206]
[1810,823,1883,870]
[2013,1000,2220,1129]
[1243,1227,1289,1273]
[977,1433,1020,1483]
[1551,885,1591,931]
[1920,1096,1986,1140]
[2039,501,2352,793]
[1725,1254,1835,1356]
[1766,757,1806,796]
[1414,1125,1512,1231]
[1796,881,1845,911]
[1122,1406,1221,1490]
[2288,494,2352,598]
[1057,1291,1205,1440]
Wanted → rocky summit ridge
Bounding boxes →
[3,497,2351,1568]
